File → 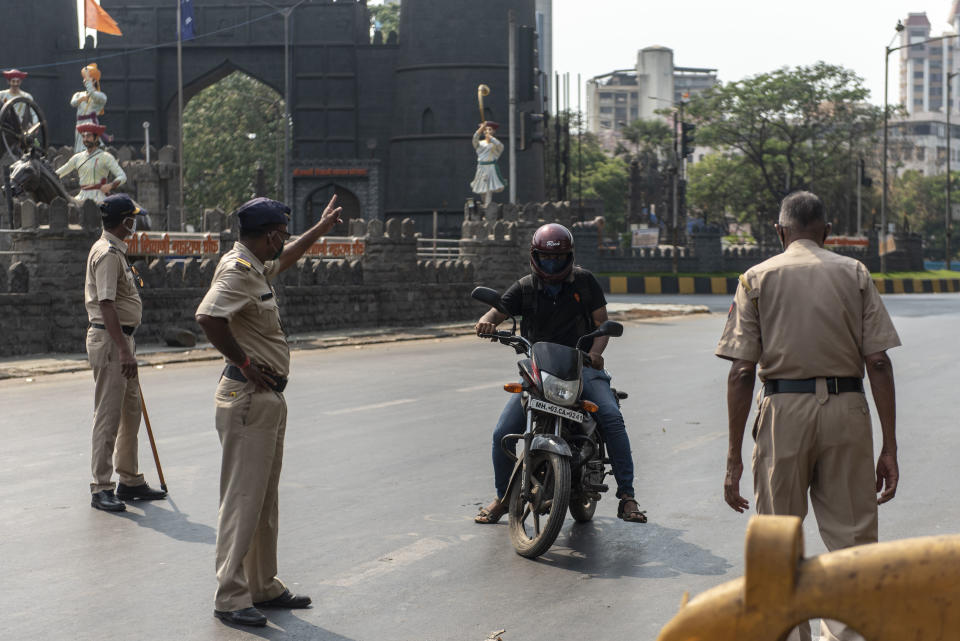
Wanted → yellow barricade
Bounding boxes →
[657,515,960,641]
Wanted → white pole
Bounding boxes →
[508,9,517,205]
[432,210,437,253]
[143,121,151,164]
[177,0,186,231]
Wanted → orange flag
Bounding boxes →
[85,0,123,36]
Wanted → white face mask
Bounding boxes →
[123,216,137,234]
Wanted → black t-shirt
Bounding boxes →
[501,269,607,351]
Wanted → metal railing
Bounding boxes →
[417,238,463,260]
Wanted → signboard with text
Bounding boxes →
[125,233,365,259]
[631,227,660,249]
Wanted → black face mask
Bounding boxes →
[269,232,285,260]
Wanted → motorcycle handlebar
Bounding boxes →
[478,331,513,339]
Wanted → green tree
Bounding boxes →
[686,62,883,240]
[182,71,284,227]
[546,118,629,233]
[686,152,764,229]
[369,2,400,37]
[891,170,955,260]
[616,118,673,160]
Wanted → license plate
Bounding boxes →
[529,398,585,423]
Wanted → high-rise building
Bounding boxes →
[899,12,955,114]
[585,46,716,148]
[888,5,960,175]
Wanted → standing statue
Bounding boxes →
[71,64,108,153]
[0,69,34,120]
[470,121,505,208]
[56,123,126,203]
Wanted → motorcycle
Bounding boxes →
[472,286,628,558]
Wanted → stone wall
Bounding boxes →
[0,197,930,357]
[0,198,478,357]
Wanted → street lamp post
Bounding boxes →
[948,71,957,271]
[882,24,958,272]
[253,0,307,218]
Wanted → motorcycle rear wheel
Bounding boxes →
[568,493,597,523]
[508,451,570,558]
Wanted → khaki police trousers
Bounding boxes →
[213,376,288,612]
[752,380,878,641]
[86,327,145,493]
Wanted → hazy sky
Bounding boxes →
[552,0,954,108]
[76,0,955,107]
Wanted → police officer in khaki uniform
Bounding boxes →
[716,191,900,641]
[85,194,166,512]
[196,195,341,627]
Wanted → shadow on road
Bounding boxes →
[536,518,732,579]
[117,497,217,544]
[217,612,359,640]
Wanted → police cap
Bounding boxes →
[235,197,291,232]
[99,193,142,222]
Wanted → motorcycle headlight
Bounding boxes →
[541,372,580,407]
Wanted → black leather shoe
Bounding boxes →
[91,489,126,512]
[214,607,267,627]
[254,589,312,609]
[116,483,167,501]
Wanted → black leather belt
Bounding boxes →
[222,364,288,393]
[90,323,136,335]
[764,377,863,396]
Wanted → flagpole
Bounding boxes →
[176,0,186,231]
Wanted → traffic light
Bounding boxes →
[518,26,537,103]
[520,111,544,150]
[859,158,873,187]
[681,122,696,159]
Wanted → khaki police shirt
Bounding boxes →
[716,239,901,380]
[196,243,290,377]
[84,230,142,326]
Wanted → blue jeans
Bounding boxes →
[491,367,635,499]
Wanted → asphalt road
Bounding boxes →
[1,294,957,641]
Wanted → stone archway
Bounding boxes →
[303,183,361,236]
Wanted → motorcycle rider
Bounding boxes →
[473,223,646,524]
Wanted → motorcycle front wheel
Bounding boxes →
[508,451,571,558]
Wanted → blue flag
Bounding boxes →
[181,0,195,41]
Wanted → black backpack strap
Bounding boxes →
[572,267,597,331]
[518,275,537,337]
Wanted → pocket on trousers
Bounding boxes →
[751,398,770,441]
[215,378,250,406]
[86,330,111,368]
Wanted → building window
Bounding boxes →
[600,106,613,114]
[914,71,925,78]
[599,92,612,100]
[615,94,627,103]
[917,147,925,160]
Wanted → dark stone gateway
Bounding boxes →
[1,0,546,235]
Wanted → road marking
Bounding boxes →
[454,382,504,393]
[672,430,725,453]
[319,537,453,587]
[324,398,417,415]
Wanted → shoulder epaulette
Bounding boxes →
[235,257,252,271]
[107,247,119,255]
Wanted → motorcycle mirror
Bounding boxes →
[471,286,509,315]
[596,320,624,338]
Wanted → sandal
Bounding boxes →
[475,499,508,524]
[617,496,647,523]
